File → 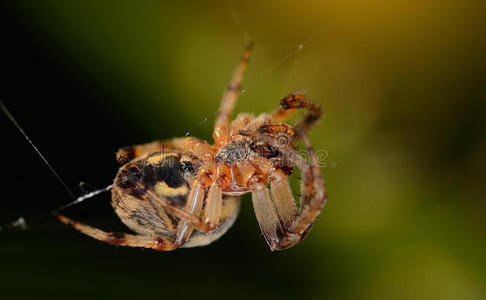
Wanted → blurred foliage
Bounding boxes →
[0,0,485,299]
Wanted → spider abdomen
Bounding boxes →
[111,150,240,247]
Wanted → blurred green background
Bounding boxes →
[0,1,485,299]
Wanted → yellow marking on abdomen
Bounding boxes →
[147,152,179,164]
[155,181,189,197]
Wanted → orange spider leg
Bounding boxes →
[169,137,216,163]
[116,140,174,164]
[56,214,179,250]
[138,181,216,232]
[175,180,205,245]
[269,169,298,229]
[213,42,254,147]
[250,127,326,250]
[250,181,281,248]
[272,92,323,133]
[228,113,254,140]
[256,123,296,138]
[116,137,215,165]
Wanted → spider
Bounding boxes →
[55,42,327,251]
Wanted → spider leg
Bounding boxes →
[169,137,215,163]
[287,127,326,226]
[204,183,223,226]
[133,181,216,233]
[214,42,253,147]
[174,169,227,245]
[255,123,296,139]
[116,140,175,164]
[271,92,323,133]
[163,178,224,246]
[251,182,282,249]
[175,182,205,245]
[269,169,298,228]
[115,138,214,165]
[55,214,179,250]
[251,128,326,250]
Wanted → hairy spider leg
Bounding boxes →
[213,42,254,147]
[250,127,326,250]
[56,214,179,250]
[272,92,323,133]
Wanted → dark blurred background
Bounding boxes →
[0,1,485,299]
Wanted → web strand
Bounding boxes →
[0,99,77,200]
[52,184,113,214]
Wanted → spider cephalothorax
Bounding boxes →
[55,43,327,251]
